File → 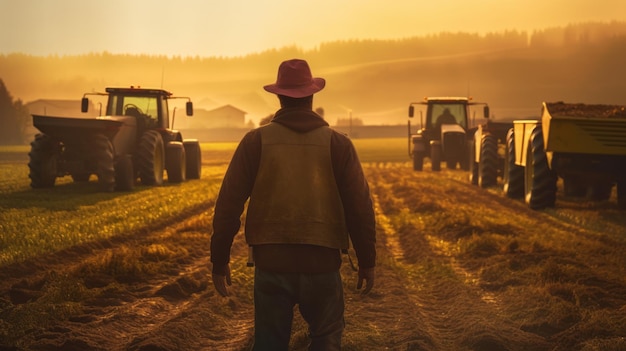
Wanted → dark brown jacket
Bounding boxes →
[210,107,376,275]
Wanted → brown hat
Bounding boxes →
[263,59,325,98]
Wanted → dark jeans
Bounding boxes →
[252,268,345,351]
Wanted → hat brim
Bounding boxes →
[263,77,326,98]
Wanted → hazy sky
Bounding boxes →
[1,0,626,57]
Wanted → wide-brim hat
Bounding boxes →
[263,59,325,98]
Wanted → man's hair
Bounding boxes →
[278,95,313,108]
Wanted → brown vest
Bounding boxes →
[245,123,349,249]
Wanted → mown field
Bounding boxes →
[1,137,625,351]
[0,138,406,267]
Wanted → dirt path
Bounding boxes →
[2,163,626,350]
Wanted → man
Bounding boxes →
[435,108,457,128]
[210,58,376,351]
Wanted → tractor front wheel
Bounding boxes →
[184,140,202,179]
[166,141,186,183]
[137,130,165,186]
[430,141,441,172]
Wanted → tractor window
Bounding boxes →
[430,103,467,128]
[122,96,158,122]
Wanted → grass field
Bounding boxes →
[2,138,626,350]
[0,138,408,267]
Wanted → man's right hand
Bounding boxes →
[212,264,232,297]
[357,266,375,294]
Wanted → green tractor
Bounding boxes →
[408,97,489,171]
[28,87,202,192]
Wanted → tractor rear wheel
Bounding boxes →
[94,134,116,192]
[184,140,202,179]
[28,134,60,188]
[503,128,524,198]
[166,141,186,183]
[137,130,165,186]
[478,133,498,188]
[524,127,557,209]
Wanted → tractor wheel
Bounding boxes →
[413,151,424,171]
[563,177,587,197]
[617,180,626,209]
[446,159,456,170]
[94,134,115,192]
[137,130,165,186]
[503,128,524,198]
[166,141,186,183]
[28,134,60,188]
[588,183,612,201]
[478,133,498,188]
[430,141,441,172]
[524,127,557,210]
[115,154,135,191]
[184,140,202,179]
[468,139,478,185]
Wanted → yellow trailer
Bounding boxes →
[505,102,626,209]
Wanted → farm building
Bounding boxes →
[26,99,98,117]
[188,105,248,129]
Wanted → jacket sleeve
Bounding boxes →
[210,130,261,275]
[331,132,377,269]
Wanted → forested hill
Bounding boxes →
[1,21,626,125]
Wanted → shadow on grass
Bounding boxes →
[0,179,183,211]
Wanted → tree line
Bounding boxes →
[1,21,625,144]
[0,80,30,145]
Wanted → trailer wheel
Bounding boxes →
[503,128,524,198]
[478,133,498,188]
[468,139,478,185]
[28,134,60,188]
[166,141,186,183]
[525,127,557,209]
[71,173,90,182]
[184,140,202,179]
[94,134,116,192]
[115,154,134,191]
[137,130,165,186]
[430,141,441,172]
[617,180,626,209]
[588,183,612,201]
